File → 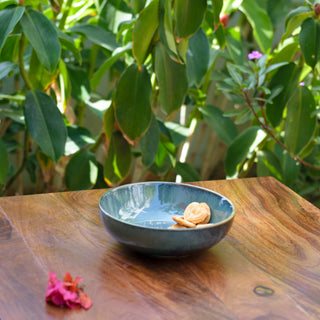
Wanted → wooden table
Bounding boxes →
[1,177,320,320]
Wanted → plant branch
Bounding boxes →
[0,118,12,137]
[3,130,30,194]
[242,89,320,171]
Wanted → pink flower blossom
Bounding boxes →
[45,271,92,310]
[248,51,263,60]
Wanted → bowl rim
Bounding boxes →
[99,181,236,231]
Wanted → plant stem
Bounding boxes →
[3,130,30,194]
[19,34,33,90]
[88,44,99,79]
[242,89,320,171]
[59,0,74,30]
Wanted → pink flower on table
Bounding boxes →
[45,271,92,310]
[248,51,263,60]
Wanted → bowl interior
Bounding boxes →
[99,182,234,229]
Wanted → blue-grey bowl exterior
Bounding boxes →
[99,182,235,256]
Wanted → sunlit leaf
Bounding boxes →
[24,90,67,162]
[65,150,98,190]
[114,63,152,140]
[282,7,313,43]
[65,126,95,156]
[257,150,283,181]
[240,0,273,53]
[132,0,159,67]
[174,0,207,40]
[225,127,266,178]
[158,0,180,62]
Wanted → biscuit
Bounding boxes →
[172,216,196,228]
[183,202,211,224]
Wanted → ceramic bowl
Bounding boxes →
[99,182,235,256]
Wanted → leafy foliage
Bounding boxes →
[0,0,320,205]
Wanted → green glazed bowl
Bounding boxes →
[99,182,235,256]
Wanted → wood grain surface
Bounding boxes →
[0,177,319,320]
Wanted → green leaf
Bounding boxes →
[274,144,300,187]
[0,34,20,62]
[0,6,24,50]
[103,102,115,140]
[65,150,98,190]
[285,86,316,156]
[282,7,313,43]
[212,0,223,26]
[56,28,82,63]
[104,131,132,186]
[240,0,273,53]
[130,0,147,14]
[151,140,172,175]
[154,42,188,115]
[174,162,201,182]
[186,28,209,87]
[65,126,95,156]
[257,150,283,181]
[271,41,299,66]
[174,0,207,40]
[266,63,301,127]
[138,114,160,167]
[67,65,91,103]
[69,24,118,51]
[0,61,17,80]
[158,0,180,62]
[164,121,190,147]
[132,0,159,67]
[0,1,19,11]
[200,105,238,146]
[91,42,132,90]
[214,24,226,50]
[28,50,58,90]
[299,18,320,69]
[0,138,9,184]
[24,90,67,162]
[87,99,112,119]
[227,63,242,86]
[225,126,266,178]
[226,30,244,65]
[114,63,152,140]
[21,8,60,72]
